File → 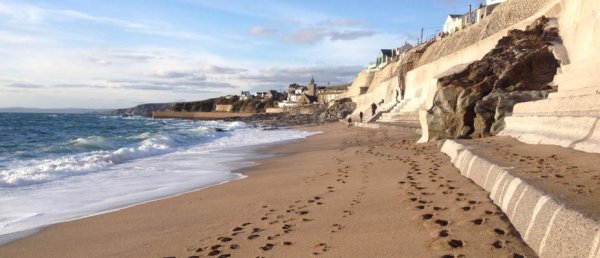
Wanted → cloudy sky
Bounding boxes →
[0,0,481,109]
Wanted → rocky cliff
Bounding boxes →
[426,17,559,139]
[112,103,173,117]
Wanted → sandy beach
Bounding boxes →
[0,123,537,258]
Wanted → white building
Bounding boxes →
[486,0,506,5]
[240,91,253,100]
[444,14,464,34]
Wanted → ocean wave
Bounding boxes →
[67,136,113,150]
[0,120,252,188]
[0,134,177,187]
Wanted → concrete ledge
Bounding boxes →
[501,115,600,153]
[441,140,600,258]
[354,122,422,135]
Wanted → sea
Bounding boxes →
[0,113,316,244]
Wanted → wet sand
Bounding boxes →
[0,124,536,257]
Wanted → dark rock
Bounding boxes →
[427,16,560,140]
[318,97,357,123]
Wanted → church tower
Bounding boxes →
[307,76,317,97]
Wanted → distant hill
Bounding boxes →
[111,103,174,117]
[112,95,282,117]
[0,107,110,114]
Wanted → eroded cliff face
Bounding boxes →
[427,17,560,140]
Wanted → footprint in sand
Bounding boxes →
[448,239,464,248]
[434,219,449,227]
[422,213,434,220]
[492,240,505,249]
[217,237,233,243]
[330,223,344,233]
[266,234,281,240]
[247,234,260,240]
[260,243,275,251]
[312,242,330,255]
[438,230,449,237]
[472,218,484,225]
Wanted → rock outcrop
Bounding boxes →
[319,98,356,122]
[426,17,560,139]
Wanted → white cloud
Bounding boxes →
[249,26,278,36]
[284,27,376,44]
[0,2,212,41]
[201,64,247,74]
[152,69,201,79]
[318,18,365,27]
[0,30,52,45]
[4,82,44,89]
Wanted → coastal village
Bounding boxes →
[4,0,600,257]
[149,0,600,256]
[153,0,511,119]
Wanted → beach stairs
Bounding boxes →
[351,100,399,124]
[501,58,600,154]
[354,99,423,134]
[376,98,422,125]
[365,100,399,123]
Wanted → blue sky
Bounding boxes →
[0,0,483,109]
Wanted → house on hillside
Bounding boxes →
[287,83,307,103]
[266,90,286,101]
[283,77,321,106]
[443,0,506,35]
[486,0,506,5]
[444,14,464,34]
[367,43,414,71]
[255,92,268,99]
[395,42,414,58]
[240,91,253,100]
[318,85,349,104]
[368,49,394,70]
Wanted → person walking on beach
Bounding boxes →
[371,103,377,116]
[347,117,353,127]
[359,111,364,122]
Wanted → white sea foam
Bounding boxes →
[0,133,178,187]
[0,126,317,243]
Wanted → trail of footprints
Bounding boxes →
[390,139,533,258]
[169,130,534,258]
[172,133,366,258]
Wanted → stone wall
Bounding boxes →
[214,104,233,112]
[417,0,553,67]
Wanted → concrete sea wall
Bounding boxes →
[441,140,600,258]
[501,0,600,153]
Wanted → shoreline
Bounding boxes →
[0,126,319,247]
[0,123,536,257]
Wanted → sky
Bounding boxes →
[0,0,484,109]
